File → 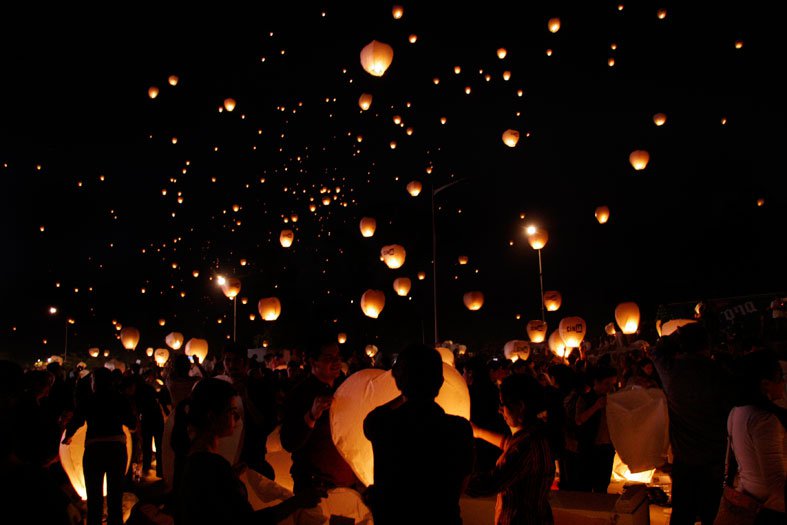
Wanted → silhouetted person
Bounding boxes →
[364,344,474,525]
[574,365,617,493]
[463,356,508,472]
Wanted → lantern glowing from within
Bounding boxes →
[658,318,697,337]
[184,338,208,363]
[463,291,485,311]
[497,48,507,59]
[358,93,372,111]
[120,327,140,350]
[280,229,294,248]
[406,181,422,197]
[258,297,282,321]
[629,150,650,170]
[458,255,469,265]
[154,348,170,366]
[146,347,154,357]
[653,113,667,126]
[360,40,394,77]
[548,17,561,33]
[526,320,548,343]
[381,245,406,269]
[330,365,470,487]
[365,345,378,358]
[548,331,567,358]
[527,228,548,250]
[544,291,562,312]
[436,347,455,367]
[756,198,765,207]
[168,75,179,86]
[393,277,411,297]
[221,278,241,299]
[504,340,531,362]
[359,217,377,238]
[224,98,236,112]
[595,206,610,224]
[417,271,426,280]
[103,349,110,357]
[165,332,184,350]
[502,129,520,147]
[605,323,617,336]
[361,289,386,318]
[338,333,347,344]
[88,347,100,358]
[60,424,132,500]
[148,86,159,99]
[391,5,403,19]
[615,302,640,334]
[559,317,587,348]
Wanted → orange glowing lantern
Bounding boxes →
[365,345,379,358]
[658,318,696,337]
[224,98,236,112]
[406,181,422,197]
[154,348,170,366]
[221,278,241,299]
[165,332,184,350]
[527,228,549,250]
[88,347,100,358]
[544,291,562,311]
[605,323,617,336]
[120,327,140,350]
[595,206,610,224]
[258,297,282,321]
[358,93,373,111]
[184,338,208,363]
[653,113,667,126]
[463,291,485,311]
[458,255,469,265]
[168,75,179,86]
[548,17,561,33]
[280,229,294,248]
[338,333,348,344]
[146,347,154,357]
[502,129,520,147]
[504,340,531,362]
[360,40,394,77]
[615,302,641,335]
[391,5,403,19]
[417,272,426,280]
[148,86,160,99]
[360,217,377,238]
[629,150,650,170]
[497,47,507,59]
[361,290,386,318]
[548,331,568,358]
[527,320,548,343]
[559,317,586,348]
[381,245,406,269]
[393,277,411,297]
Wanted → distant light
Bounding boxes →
[49,307,58,315]
[526,225,537,235]
[216,275,227,286]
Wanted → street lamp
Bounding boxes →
[525,225,549,322]
[218,276,241,341]
[48,307,75,363]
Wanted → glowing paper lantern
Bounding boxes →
[280,229,294,248]
[629,150,650,170]
[756,198,765,207]
[605,323,617,336]
[359,217,377,238]
[463,291,484,311]
[548,17,561,33]
[330,364,470,486]
[544,291,562,312]
[503,340,531,362]
[595,206,610,224]
[221,278,242,299]
[184,338,208,363]
[497,48,507,59]
[406,181,422,196]
[146,347,154,357]
[60,424,133,500]
[457,255,469,265]
[224,98,236,112]
[548,331,567,358]
[103,350,110,357]
[380,245,406,269]
[559,317,586,348]
[417,272,426,281]
[120,327,140,350]
[154,348,170,366]
[358,93,372,111]
[361,290,385,318]
[148,86,159,99]
[653,113,667,126]
[365,345,378,358]
[615,302,641,334]
[360,40,394,77]
[502,129,520,147]
[165,332,184,350]
[338,333,348,344]
[258,297,282,321]
[391,5,403,19]
[658,319,696,337]
[393,277,411,296]
[88,347,100,358]
[168,75,179,86]
[527,228,548,249]
[526,320,548,343]
[48,355,64,365]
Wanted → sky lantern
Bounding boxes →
[653,113,667,126]
[358,93,372,111]
[527,228,548,249]
[504,340,531,362]
[223,98,236,112]
[148,86,160,99]
[88,347,100,358]
[496,47,507,59]
[381,245,406,269]
[502,129,520,147]
[154,348,170,366]
[463,291,484,311]
[756,198,765,207]
[338,333,347,344]
[658,318,697,337]
[184,338,208,363]
[392,5,403,19]
[629,150,650,170]
[605,323,617,335]
[595,206,610,224]
[280,229,294,247]
[158,318,166,327]
[417,271,426,280]
[60,424,132,500]
[526,320,548,343]
[361,289,386,318]
[548,331,567,358]
[393,277,411,296]
[165,332,184,350]
[615,302,641,334]
[543,291,562,311]
[146,347,154,357]
[559,317,586,348]
[656,8,667,19]
[258,297,282,321]
[408,34,417,44]
[548,17,561,33]
[406,181,422,196]
[168,75,179,86]
[458,255,469,265]
[120,327,140,350]
[221,277,241,298]
[360,217,377,237]
[360,40,394,77]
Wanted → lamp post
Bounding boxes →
[48,307,75,363]
[218,276,241,342]
[525,225,549,322]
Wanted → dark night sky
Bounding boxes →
[1,2,784,365]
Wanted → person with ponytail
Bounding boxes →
[174,378,323,525]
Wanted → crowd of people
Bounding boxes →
[1,320,785,525]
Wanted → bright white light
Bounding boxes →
[525,225,537,235]
[216,275,226,286]
[49,306,58,315]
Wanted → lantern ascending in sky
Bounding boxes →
[360,40,394,77]
[615,302,641,334]
[358,93,373,111]
[338,333,348,344]
[280,229,294,248]
[605,323,617,336]
[154,348,170,366]
[543,291,562,312]
[504,340,531,362]
[393,277,412,297]
[258,297,282,321]
[88,347,100,358]
[548,17,561,33]
[168,75,179,86]
[526,227,549,250]
[548,331,567,358]
[381,245,406,269]
[359,217,377,238]
[559,317,587,348]
[653,113,667,126]
[391,5,403,19]
[595,206,610,224]
[497,47,507,59]
[463,291,485,311]
[146,347,154,357]
[406,181,422,197]
[629,150,650,170]
[148,86,159,99]
[165,332,184,350]
[221,278,241,299]
[361,290,386,318]
[223,98,236,112]
[458,255,469,265]
[502,129,520,148]
[120,327,140,351]
[185,338,208,364]
[527,320,548,343]
[365,345,379,358]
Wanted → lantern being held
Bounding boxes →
[463,291,484,311]
[258,297,282,321]
[360,40,394,77]
[154,348,170,366]
[393,277,411,297]
[595,206,610,224]
[381,245,406,269]
[503,340,531,362]
[60,424,133,500]
[184,338,208,363]
[548,331,568,358]
[359,217,377,238]
[120,327,140,351]
[526,320,548,343]
[559,317,586,348]
[165,331,184,350]
[615,302,640,334]
[543,291,562,312]
[361,289,386,318]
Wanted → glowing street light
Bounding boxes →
[525,225,549,321]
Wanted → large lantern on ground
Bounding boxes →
[393,278,411,296]
[221,278,241,299]
[120,327,140,351]
[184,338,208,363]
[559,317,586,349]
[361,290,385,318]
[359,217,376,238]
[544,291,562,312]
[280,230,294,248]
[360,40,394,77]
[381,245,406,269]
[615,302,641,334]
[406,181,422,196]
[504,340,531,362]
[165,332,184,350]
[258,297,282,321]
[463,291,484,311]
[527,320,548,343]
[595,206,610,224]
